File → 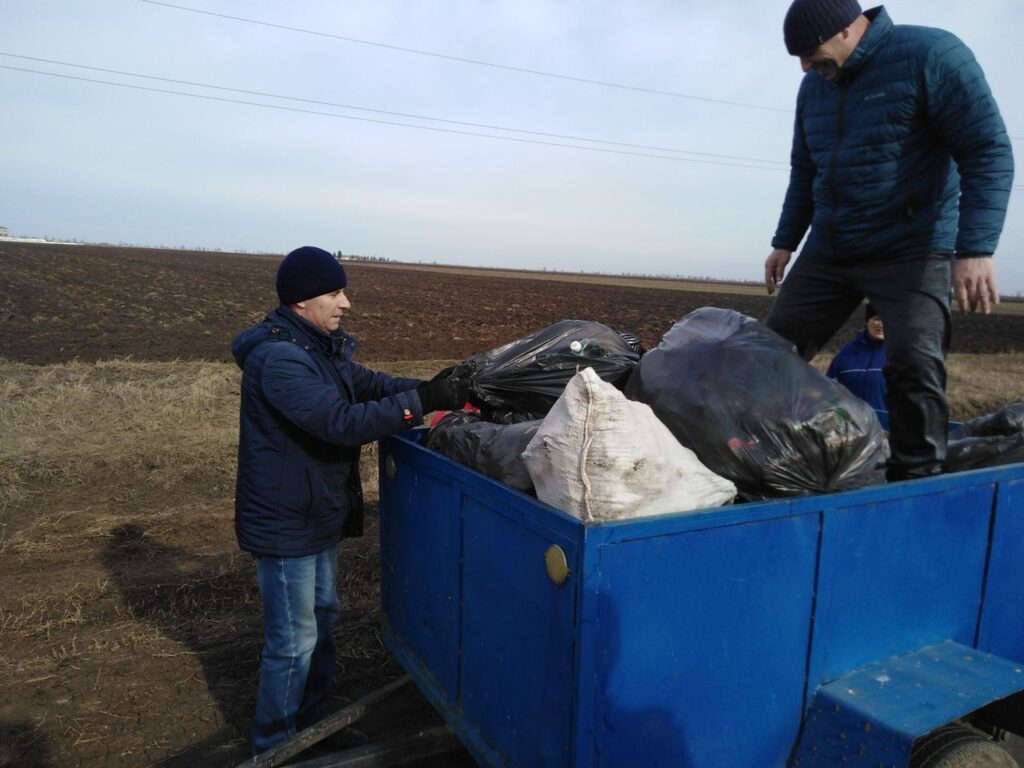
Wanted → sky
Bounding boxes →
[2,1,1023,293]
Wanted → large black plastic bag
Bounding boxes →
[945,398,1024,472]
[625,308,888,499]
[454,320,642,424]
[944,434,1024,473]
[948,399,1024,440]
[425,411,540,492]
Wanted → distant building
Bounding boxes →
[0,226,8,237]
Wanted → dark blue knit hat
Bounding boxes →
[276,246,348,305]
[784,0,862,56]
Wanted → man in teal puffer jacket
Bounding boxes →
[764,0,1014,481]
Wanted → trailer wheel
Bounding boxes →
[910,723,1020,768]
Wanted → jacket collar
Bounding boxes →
[270,305,357,358]
[840,6,890,80]
[855,329,884,349]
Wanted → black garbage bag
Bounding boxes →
[945,399,1024,472]
[944,433,1024,473]
[948,399,1024,440]
[454,320,642,424]
[425,411,540,492]
[625,307,888,499]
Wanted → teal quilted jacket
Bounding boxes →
[772,6,1014,262]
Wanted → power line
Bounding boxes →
[0,52,788,167]
[140,2,1024,142]
[0,64,790,171]
[140,0,792,115]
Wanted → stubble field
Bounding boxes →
[2,241,1023,768]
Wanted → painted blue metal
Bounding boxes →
[588,514,818,767]
[378,447,464,705]
[805,485,993,689]
[792,641,1024,767]
[379,434,582,767]
[977,478,1024,662]
[458,494,579,765]
[378,430,1024,768]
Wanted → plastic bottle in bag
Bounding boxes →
[569,338,604,358]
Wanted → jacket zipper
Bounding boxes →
[828,85,847,254]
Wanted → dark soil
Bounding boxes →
[3,241,1022,366]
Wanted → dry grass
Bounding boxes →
[2,353,1020,517]
[945,353,1024,416]
[0,357,454,516]
[0,353,1019,767]
[0,359,238,513]
[808,351,1024,419]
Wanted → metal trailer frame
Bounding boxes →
[233,676,461,768]
[378,429,1024,768]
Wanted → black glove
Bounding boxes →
[430,365,457,382]
[416,377,470,413]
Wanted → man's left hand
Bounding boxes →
[952,257,1000,314]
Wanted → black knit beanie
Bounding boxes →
[784,0,862,56]
[276,246,348,305]
[864,302,878,322]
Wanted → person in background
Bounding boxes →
[763,0,1014,481]
[232,246,468,755]
[827,303,887,418]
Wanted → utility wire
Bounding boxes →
[0,64,789,171]
[140,2,1024,142]
[140,0,792,114]
[0,52,787,167]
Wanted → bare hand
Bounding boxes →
[765,249,792,295]
[952,257,999,314]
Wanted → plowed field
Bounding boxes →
[4,242,1023,366]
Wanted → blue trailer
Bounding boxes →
[378,429,1024,767]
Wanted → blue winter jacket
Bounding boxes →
[826,330,887,416]
[772,6,1014,262]
[232,306,423,557]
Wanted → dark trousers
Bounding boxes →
[766,254,952,481]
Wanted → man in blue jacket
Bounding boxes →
[827,303,887,417]
[233,246,467,753]
[763,0,1014,481]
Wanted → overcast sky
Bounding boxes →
[3,1,1022,293]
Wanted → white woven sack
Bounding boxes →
[522,367,736,522]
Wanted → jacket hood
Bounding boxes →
[231,320,275,370]
[231,305,357,369]
[231,306,303,369]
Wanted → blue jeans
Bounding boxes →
[252,547,341,752]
